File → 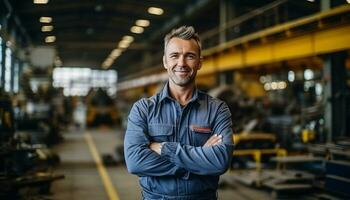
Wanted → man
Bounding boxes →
[124,26,233,200]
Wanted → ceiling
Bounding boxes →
[7,0,216,71]
[4,0,329,79]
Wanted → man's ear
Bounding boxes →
[163,55,168,69]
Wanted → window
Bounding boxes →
[4,47,12,92]
[0,37,3,86]
[53,67,118,96]
[13,60,19,93]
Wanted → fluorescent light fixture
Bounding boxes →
[45,36,56,43]
[41,25,53,32]
[148,7,164,15]
[40,17,52,23]
[130,26,144,34]
[136,19,150,27]
[34,0,49,4]
[306,0,315,2]
[122,35,134,43]
[347,0,350,4]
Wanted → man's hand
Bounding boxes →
[150,142,162,155]
[203,134,222,147]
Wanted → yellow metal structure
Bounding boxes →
[118,5,350,91]
[199,5,350,75]
[233,132,277,145]
[301,129,316,143]
[233,149,287,172]
[232,133,287,172]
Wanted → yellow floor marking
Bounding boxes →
[84,132,120,200]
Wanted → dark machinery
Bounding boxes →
[308,140,350,199]
[0,89,64,200]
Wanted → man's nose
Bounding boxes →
[177,55,186,66]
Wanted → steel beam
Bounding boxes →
[118,5,350,90]
[199,24,350,76]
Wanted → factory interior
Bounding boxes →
[1,0,350,199]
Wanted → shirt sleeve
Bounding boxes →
[160,101,234,176]
[124,99,188,177]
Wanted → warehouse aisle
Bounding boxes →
[50,128,271,200]
[51,128,141,200]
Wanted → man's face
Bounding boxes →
[163,37,202,87]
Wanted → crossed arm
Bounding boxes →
[124,99,233,177]
[150,134,223,154]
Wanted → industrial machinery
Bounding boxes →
[0,89,64,200]
[232,132,287,171]
[86,88,119,127]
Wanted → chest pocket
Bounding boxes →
[148,124,174,142]
[190,125,212,146]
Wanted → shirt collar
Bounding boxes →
[160,81,200,104]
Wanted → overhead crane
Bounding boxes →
[118,4,350,92]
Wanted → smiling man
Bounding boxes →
[124,26,234,200]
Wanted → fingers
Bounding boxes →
[149,142,162,155]
[203,135,216,146]
[211,135,222,146]
[203,134,222,147]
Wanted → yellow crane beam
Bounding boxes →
[199,5,350,75]
[118,5,350,91]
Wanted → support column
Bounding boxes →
[321,0,331,11]
[0,37,5,87]
[323,51,348,142]
[219,0,237,43]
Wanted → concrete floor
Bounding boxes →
[50,128,272,200]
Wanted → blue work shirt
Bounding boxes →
[124,82,233,200]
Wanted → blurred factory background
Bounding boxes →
[1,0,350,199]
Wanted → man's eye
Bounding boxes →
[186,55,195,59]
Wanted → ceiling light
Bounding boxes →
[347,0,350,4]
[306,0,315,2]
[118,40,130,48]
[40,17,52,23]
[103,58,113,68]
[130,26,144,34]
[102,60,112,69]
[148,7,164,15]
[136,19,150,27]
[45,36,56,43]
[34,0,49,4]
[106,57,114,63]
[111,49,122,57]
[122,35,134,43]
[102,63,109,69]
[41,25,53,32]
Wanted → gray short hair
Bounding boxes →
[164,26,201,56]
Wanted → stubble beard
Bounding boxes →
[168,68,196,87]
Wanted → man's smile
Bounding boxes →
[173,68,191,75]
